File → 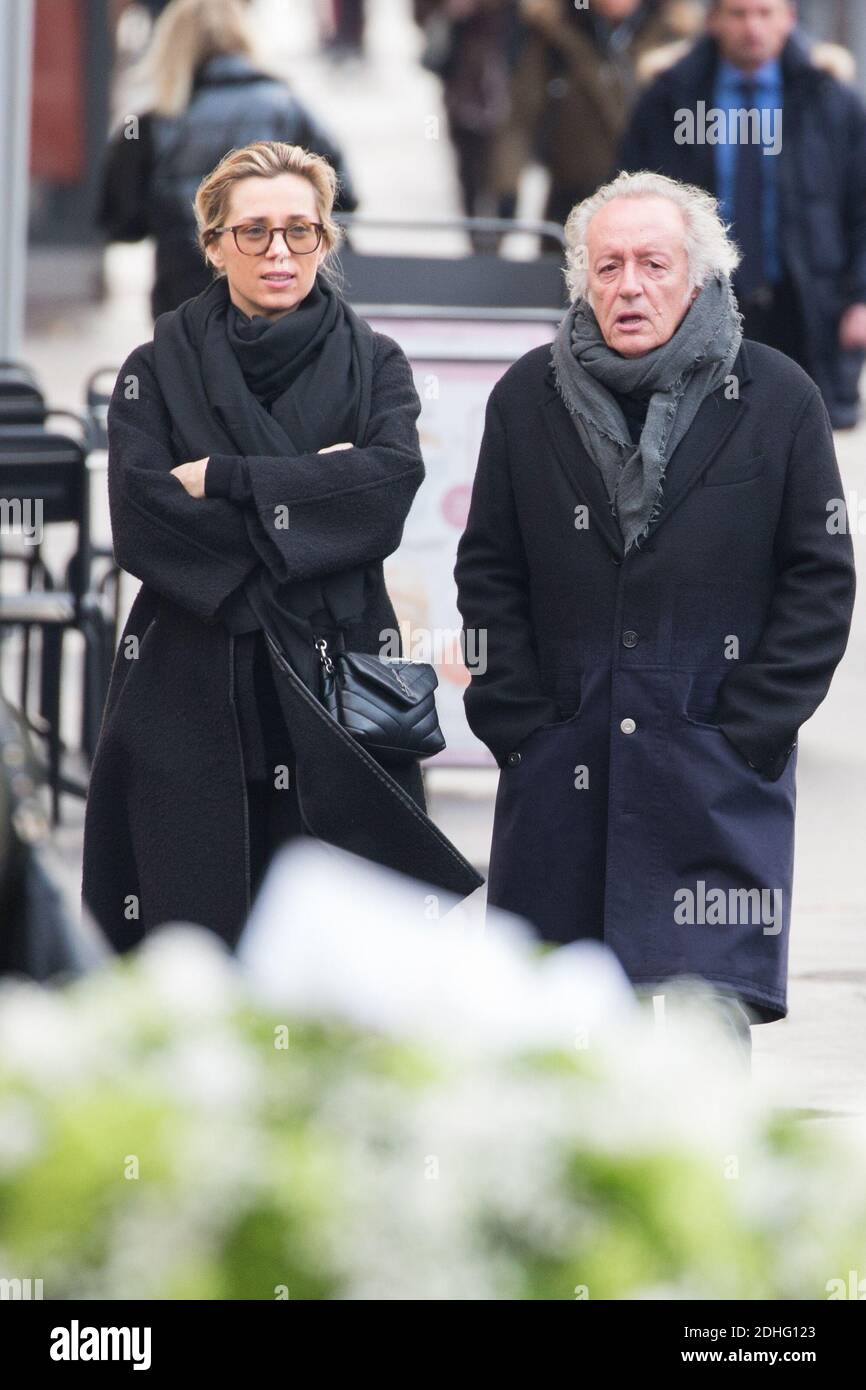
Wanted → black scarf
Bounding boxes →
[152,273,377,690]
[226,274,358,431]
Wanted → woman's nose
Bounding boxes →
[267,230,293,257]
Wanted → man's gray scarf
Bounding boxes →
[551,274,743,552]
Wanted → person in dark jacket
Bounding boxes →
[96,0,357,320]
[492,0,702,236]
[413,0,519,239]
[82,139,482,954]
[320,0,367,60]
[454,171,855,1051]
[620,0,866,428]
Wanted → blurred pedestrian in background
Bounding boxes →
[137,0,174,19]
[319,0,367,61]
[414,0,520,245]
[96,0,357,320]
[492,0,702,245]
[620,0,866,429]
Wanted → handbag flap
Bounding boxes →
[339,651,439,706]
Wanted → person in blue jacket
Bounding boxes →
[620,0,866,428]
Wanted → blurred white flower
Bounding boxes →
[0,1097,43,1172]
[133,925,242,1022]
[0,983,95,1088]
[238,840,635,1056]
[0,837,863,1301]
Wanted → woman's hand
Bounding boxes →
[318,442,354,453]
[171,458,209,497]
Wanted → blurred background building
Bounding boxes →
[9,0,866,331]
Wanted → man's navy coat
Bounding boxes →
[620,33,866,429]
[454,339,855,1021]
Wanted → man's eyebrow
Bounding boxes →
[595,245,673,260]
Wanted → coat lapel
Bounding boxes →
[541,371,625,559]
[642,341,752,543]
[540,342,752,554]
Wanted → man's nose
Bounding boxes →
[618,262,642,296]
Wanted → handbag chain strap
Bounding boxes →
[314,637,335,675]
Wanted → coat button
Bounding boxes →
[620,718,636,734]
[622,629,638,648]
[506,751,522,766]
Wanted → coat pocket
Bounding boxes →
[678,712,768,778]
[523,706,584,743]
[680,711,722,732]
[551,667,584,722]
[513,669,584,748]
[702,452,766,487]
[681,670,723,725]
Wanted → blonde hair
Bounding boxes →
[564,170,741,302]
[195,141,344,283]
[137,0,278,118]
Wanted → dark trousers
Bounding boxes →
[246,775,306,905]
[543,182,595,256]
[323,0,365,50]
[738,275,810,373]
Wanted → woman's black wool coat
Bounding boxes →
[454,339,855,1022]
[82,332,482,952]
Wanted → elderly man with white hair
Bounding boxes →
[454,170,855,1058]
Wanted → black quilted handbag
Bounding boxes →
[315,636,446,765]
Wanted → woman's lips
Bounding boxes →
[261,273,294,284]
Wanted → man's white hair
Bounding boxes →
[564,170,741,303]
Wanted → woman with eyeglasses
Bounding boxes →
[82,140,482,954]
